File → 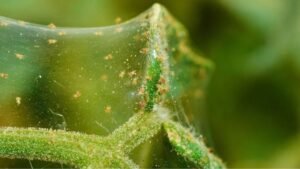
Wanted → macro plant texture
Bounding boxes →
[0,4,225,168]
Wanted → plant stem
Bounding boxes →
[0,127,137,168]
[163,121,226,169]
[107,112,163,153]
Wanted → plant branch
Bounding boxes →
[163,121,226,169]
[106,112,163,154]
[0,127,137,169]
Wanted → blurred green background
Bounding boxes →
[0,0,300,167]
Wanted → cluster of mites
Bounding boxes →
[0,19,166,113]
[0,17,129,45]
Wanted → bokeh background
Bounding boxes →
[0,0,300,167]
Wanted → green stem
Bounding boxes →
[0,127,137,169]
[107,112,163,153]
[163,121,226,169]
[0,112,162,168]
